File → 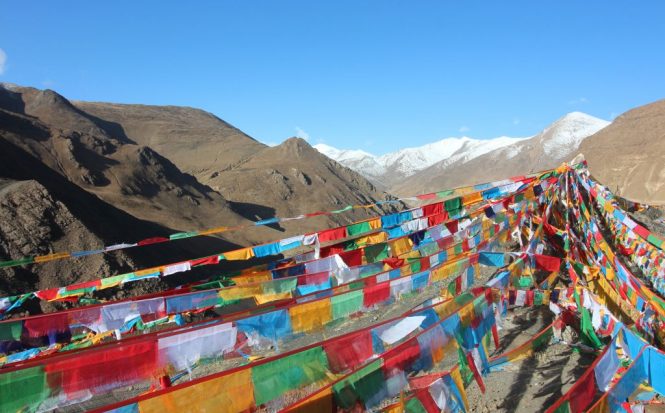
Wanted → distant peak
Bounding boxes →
[556,111,610,124]
[282,136,311,147]
[276,137,316,155]
[314,143,375,158]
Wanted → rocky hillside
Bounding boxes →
[70,93,401,229]
[580,99,665,204]
[0,83,401,298]
[0,85,255,234]
[208,137,401,234]
[72,100,265,181]
[0,135,247,305]
[0,179,135,299]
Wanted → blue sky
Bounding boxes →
[1,1,664,154]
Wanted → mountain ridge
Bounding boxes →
[0,83,402,301]
[315,111,610,194]
[391,112,610,195]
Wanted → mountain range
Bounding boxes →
[316,112,611,193]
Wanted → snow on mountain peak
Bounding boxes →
[541,112,610,158]
[376,136,524,176]
[313,143,374,161]
[313,143,386,177]
[315,135,524,179]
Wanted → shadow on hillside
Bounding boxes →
[75,109,137,145]
[229,201,285,232]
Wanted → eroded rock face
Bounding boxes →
[290,168,311,186]
[0,181,71,258]
[0,180,134,302]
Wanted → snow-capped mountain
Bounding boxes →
[539,112,611,159]
[315,111,610,192]
[376,136,523,177]
[314,144,387,179]
[391,112,611,195]
[315,136,524,186]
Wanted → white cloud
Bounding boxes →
[295,126,310,141]
[568,97,589,105]
[0,48,6,75]
[458,126,470,133]
[513,118,521,125]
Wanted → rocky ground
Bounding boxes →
[465,307,595,413]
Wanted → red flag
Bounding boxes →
[568,369,597,412]
[534,254,561,272]
[417,193,437,200]
[383,257,405,269]
[137,237,169,246]
[34,288,59,301]
[339,249,362,267]
[415,390,441,413]
[298,271,329,286]
[44,341,157,395]
[618,244,634,256]
[422,202,443,216]
[324,331,373,373]
[466,350,486,393]
[318,227,347,243]
[190,256,220,267]
[24,312,71,338]
[319,244,345,258]
[634,225,650,239]
[363,283,390,307]
[382,338,421,376]
[428,212,448,226]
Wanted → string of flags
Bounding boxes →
[0,172,544,317]
[0,171,543,270]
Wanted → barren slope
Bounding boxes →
[580,99,665,204]
[207,137,402,234]
[72,100,265,180]
[0,84,275,241]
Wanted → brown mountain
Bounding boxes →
[207,137,401,234]
[0,84,254,234]
[0,83,401,301]
[579,99,665,204]
[72,100,265,180]
[0,129,246,306]
[72,99,399,228]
